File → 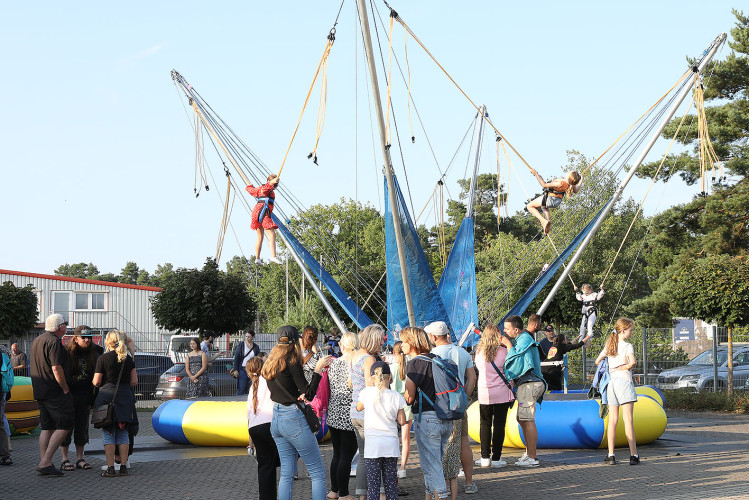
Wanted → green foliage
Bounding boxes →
[150,258,256,334]
[54,262,101,279]
[0,282,38,337]
[664,389,749,413]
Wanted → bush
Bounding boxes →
[663,389,749,413]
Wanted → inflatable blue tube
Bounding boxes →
[527,399,605,448]
[152,400,194,445]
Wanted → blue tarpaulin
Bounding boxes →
[385,176,452,343]
[438,217,478,346]
[273,214,374,330]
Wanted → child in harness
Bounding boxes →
[246,174,282,265]
[575,283,604,343]
[526,170,582,234]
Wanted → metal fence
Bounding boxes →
[545,326,749,392]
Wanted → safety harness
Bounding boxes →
[256,196,274,224]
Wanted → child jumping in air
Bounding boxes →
[526,170,582,234]
[357,361,407,500]
[246,174,282,265]
[575,283,604,344]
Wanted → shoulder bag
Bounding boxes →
[276,377,321,434]
[91,355,126,429]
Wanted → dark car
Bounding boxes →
[154,357,237,401]
[134,353,174,398]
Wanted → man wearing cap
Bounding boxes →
[539,325,556,359]
[425,321,478,495]
[30,313,73,476]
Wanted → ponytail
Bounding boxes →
[566,171,581,198]
[246,357,264,415]
[392,342,406,381]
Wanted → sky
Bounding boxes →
[0,1,741,276]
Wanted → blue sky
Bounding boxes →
[0,1,740,276]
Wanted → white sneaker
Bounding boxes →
[516,455,539,467]
[350,469,357,477]
[491,458,507,468]
[397,468,407,478]
[464,483,479,494]
[474,458,491,467]
[269,257,283,264]
[457,468,465,477]
[254,259,262,265]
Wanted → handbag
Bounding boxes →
[91,355,126,429]
[277,378,321,434]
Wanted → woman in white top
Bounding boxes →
[356,361,406,500]
[388,341,412,478]
[595,317,639,466]
[246,357,280,500]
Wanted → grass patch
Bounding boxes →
[663,389,749,413]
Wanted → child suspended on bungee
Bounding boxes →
[246,174,282,265]
[526,170,582,234]
[574,283,604,344]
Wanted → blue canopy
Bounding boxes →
[437,217,479,346]
[384,176,452,343]
[273,214,374,330]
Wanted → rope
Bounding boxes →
[404,29,415,143]
[216,173,234,263]
[278,32,336,177]
[695,73,721,196]
[384,14,395,144]
[545,234,576,288]
[600,92,696,287]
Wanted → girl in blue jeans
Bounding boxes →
[263,325,332,500]
[400,327,452,500]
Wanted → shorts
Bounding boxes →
[102,425,130,446]
[542,193,562,209]
[38,394,75,431]
[607,377,637,406]
[516,381,545,422]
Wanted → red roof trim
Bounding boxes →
[0,269,162,292]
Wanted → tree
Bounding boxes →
[119,262,141,285]
[670,254,749,394]
[55,263,101,279]
[150,258,256,335]
[0,282,38,337]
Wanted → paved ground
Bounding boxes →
[2,409,748,499]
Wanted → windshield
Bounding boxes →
[688,350,727,366]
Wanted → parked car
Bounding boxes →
[134,353,174,398]
[656,346,749,391]
[154,357,236,401]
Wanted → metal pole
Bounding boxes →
[276,228,347,333]
[642,327,648,386]
[357,0,416,327]
[466,106,487,218]
[285,250,289,322]
[537,33,727,317]
[712,325,719,392]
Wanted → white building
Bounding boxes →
[0,269,171,351]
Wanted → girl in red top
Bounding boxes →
[246,174,282,264]
[526,170,581,234]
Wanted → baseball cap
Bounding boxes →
[277,325,300,345]
[45,313,68,332]
[370,360,391,376]
[545,325,555,332]
[424,321,449,337]
[74,325,93,337]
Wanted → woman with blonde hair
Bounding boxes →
[526,169,582,234]
[389,341,412,478]
[595,317,639,465]
[263,325,332,500]
[474,324,514,468]
[246,356,279,500]
[93,330,138,477]
[326,332,359,500]
[349,324,386,499]
[401,327,452,500]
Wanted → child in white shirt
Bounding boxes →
[356,361,406,500]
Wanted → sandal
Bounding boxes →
[60,460,74,471]
[101,466,117,477]
[0,456,12,466]
[75,459,92,470]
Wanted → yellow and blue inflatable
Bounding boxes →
[466,385,667,449]
[5,376,40,434]
[152,399,330,446]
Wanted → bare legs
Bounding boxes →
[518,421,538,459]
[608,403,638,457]
[460,416,474,487]
[400,421,411,471]
[266,229,278,259]
[255,228,264,260]
[526,198,551,234]
[104,443,129,468]
[255,228,278,261]
[38,429,70,468]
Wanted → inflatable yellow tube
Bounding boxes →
[6,376,40,434]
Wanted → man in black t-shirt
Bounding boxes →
[30,314,74,476]
[539,325,556,358]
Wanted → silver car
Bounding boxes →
[656,346,749,391]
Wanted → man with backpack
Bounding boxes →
[426,321,478,495]
[1,343,14,465]
[501,314,546,467]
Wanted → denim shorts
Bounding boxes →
[607,377,638,406]
[102,425,130,446]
